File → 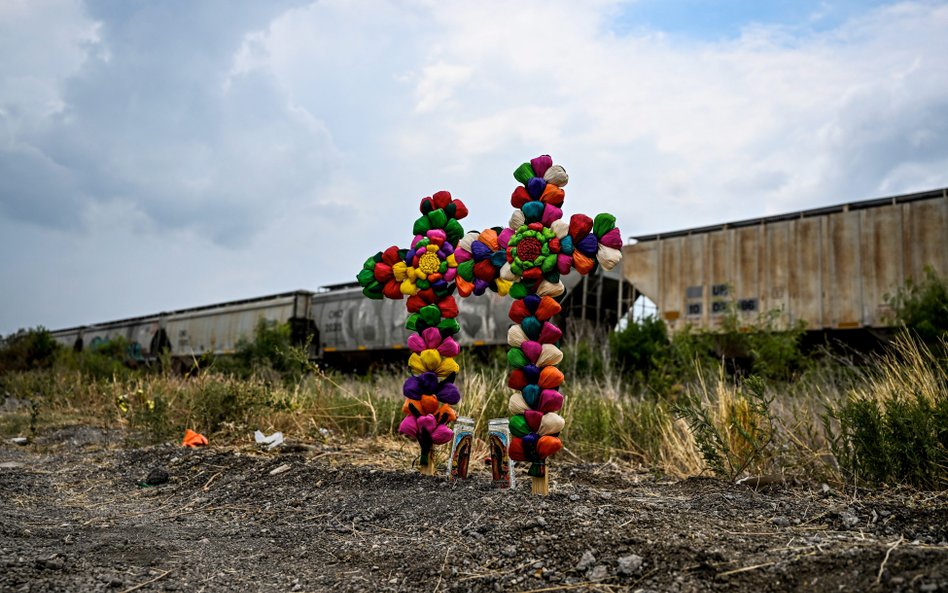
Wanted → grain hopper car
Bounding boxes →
[49,291,314,367]
[622,187,948,335]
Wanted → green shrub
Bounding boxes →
[190,377,273,433]
[715,308,808,381]
[0,327,59,373]
[886,266,948,349]
[215,319,310,383]
[830,397,889,485]
[675,375,776,480]
[831,393,947,488]
[609,308,806,392]
[561,338,607,379]
[609,318,713,395]
[559,322,611,379]
[53,337,138,381]
[126,388,176,443]
[827,337,948,488]
[610,315,672,383]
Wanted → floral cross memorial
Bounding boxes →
[454,155,623,495]
[356,191,470,475]
[354,157,621,494]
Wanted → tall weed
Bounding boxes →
[828,336,947,488]
[675,372,776,479]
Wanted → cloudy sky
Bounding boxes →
[2,0,947,335]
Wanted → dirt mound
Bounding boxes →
[1,432,946,592]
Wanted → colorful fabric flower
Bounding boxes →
[403,371,461,405]
[506,223,563,290]
[454,228,514,297]
[509,433,564,468]
[562,212,624,275]
[408,346,460,378]
[401,394,458,423]
[398,229,459,297]
[356,245,409,300]
[398,414,453,445]
[407,327,460,358]
[499,156,623,301]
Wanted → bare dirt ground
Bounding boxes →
[1,425,946,593]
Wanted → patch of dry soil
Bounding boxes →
[1,426,946,593]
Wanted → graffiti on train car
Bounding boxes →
[312,289,511,353]
[88,336,146,362]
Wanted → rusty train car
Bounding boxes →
[622,187,948,333]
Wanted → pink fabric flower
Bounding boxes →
[399,414,453,444]
[407,327,460,358]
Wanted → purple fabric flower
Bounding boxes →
[403,372,461,405]
[471,240,493,261]
[576,233,599,256]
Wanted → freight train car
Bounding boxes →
[622,187,948,333]
[50,313,164,363]
[50,291,316,365]
[49,270,629,366]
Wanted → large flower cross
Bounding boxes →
[455,155,622,494]
[356,191,470,475]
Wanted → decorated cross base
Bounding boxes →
[357,157,621,494]
[530,462,549,495]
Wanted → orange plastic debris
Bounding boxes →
[181,429,208,448]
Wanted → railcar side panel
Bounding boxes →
[828,211,862,328]
[790,218,823,328]
[624,190,948,332]
[909,199,948,279]
[163,295,299,357]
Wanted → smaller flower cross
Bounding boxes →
[356,191,472,474]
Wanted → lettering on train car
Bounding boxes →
[738,299,758,312]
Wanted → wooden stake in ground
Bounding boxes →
[531,473,549,496]
[419,452,437,476]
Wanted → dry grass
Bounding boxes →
[2,337,944,485]
[848,334,945,407]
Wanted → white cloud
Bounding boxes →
[413,62,473,114]
[0,0,98,129]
